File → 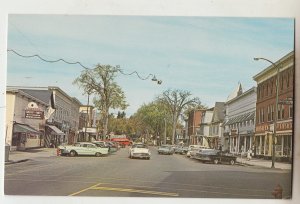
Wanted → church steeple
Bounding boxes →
[226,82,243,102]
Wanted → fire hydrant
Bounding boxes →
[272,184,283,199]
[56,148,61,156]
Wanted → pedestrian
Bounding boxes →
[247,149,252,161]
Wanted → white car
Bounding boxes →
[58,142,109,157]
[129,143,151,160]
[186,145,209,158]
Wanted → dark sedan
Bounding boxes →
[195,149,237,165]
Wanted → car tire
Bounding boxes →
[213,159,219,164]
[69,150,76,157]
[230,159,235,165]
[95,152,101,157]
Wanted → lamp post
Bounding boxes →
[254,57,280,168]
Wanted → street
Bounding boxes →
[4,147,292,198]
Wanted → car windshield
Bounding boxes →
[134,144,147,148]
[160,145,170,149]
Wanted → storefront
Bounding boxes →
[12,123,42,150]
[254,121,292,161]
[45,124,65,147]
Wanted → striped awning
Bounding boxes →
[224,111,255,125]
[46,125,65,135]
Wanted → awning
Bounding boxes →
[47,125,65,135]
[13,123,40,134]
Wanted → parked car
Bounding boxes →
[195,149,237,165]
[105,141,119,152]
[93,141,113,153]
[129,143,151,159]
[174,146,184,154]
[158,145,174,155]
[187,145,209,158]
[174,146,188,154]
[57,142,109,157]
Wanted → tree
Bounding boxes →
[157,89,203,145]
[73,64,128,139]
[132,101,172,145]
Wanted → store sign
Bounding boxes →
[25,102,44,119]
[277,122,292,131]
[255,124,269,133]
[25,110,44,119]
[230,129,238,135]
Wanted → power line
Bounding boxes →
[7,49,162,83]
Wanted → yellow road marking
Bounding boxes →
[90,186,179,197]
[68,182,102,196]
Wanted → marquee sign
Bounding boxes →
[25,102,44,119]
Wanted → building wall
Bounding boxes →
[253,51,294,160]
[224,87,257,153]
[6,91,47,149]
[5,93,16,145]
[188,109,205,145]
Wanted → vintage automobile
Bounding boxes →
[129,143,151,159]
[58,142,109,157]
[174,146,188,154]
[157,145,174,155]
[195,149,237,165]
[92,141,115,153]
[186,145,207,157]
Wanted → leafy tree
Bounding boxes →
[73,64,128,139]
[132,101,172,144]
[157,89,203,144]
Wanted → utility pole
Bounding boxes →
[164,118,167,145]
[84,93,90,142]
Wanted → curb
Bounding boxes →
[5,159,30,165]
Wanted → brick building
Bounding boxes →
[187,109,206,145]
[253,51,294,160]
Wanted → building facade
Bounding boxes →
[253,51,294,161]
[6,86,82,149]
[208,102,225,149]
[6,88,49,150]
[198,108,214,148]
[223,86,257,154]
[187,109,205,145]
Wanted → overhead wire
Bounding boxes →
[7,49,158,81]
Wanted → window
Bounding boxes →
[261,108,265,123]
[267,106,271,121]
[287,73,290,88]
[277,104,284,120]
[280,75,284,91]
[270,80,273,95]
[271,105,274,121]
[289,105,293,118]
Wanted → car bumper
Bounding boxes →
[132,153,150,158]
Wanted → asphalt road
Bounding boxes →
[4,146,292,198]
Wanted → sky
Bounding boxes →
[6,15,294,116]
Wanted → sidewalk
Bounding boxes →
[5,148,58,165]
[236,157,292,170]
